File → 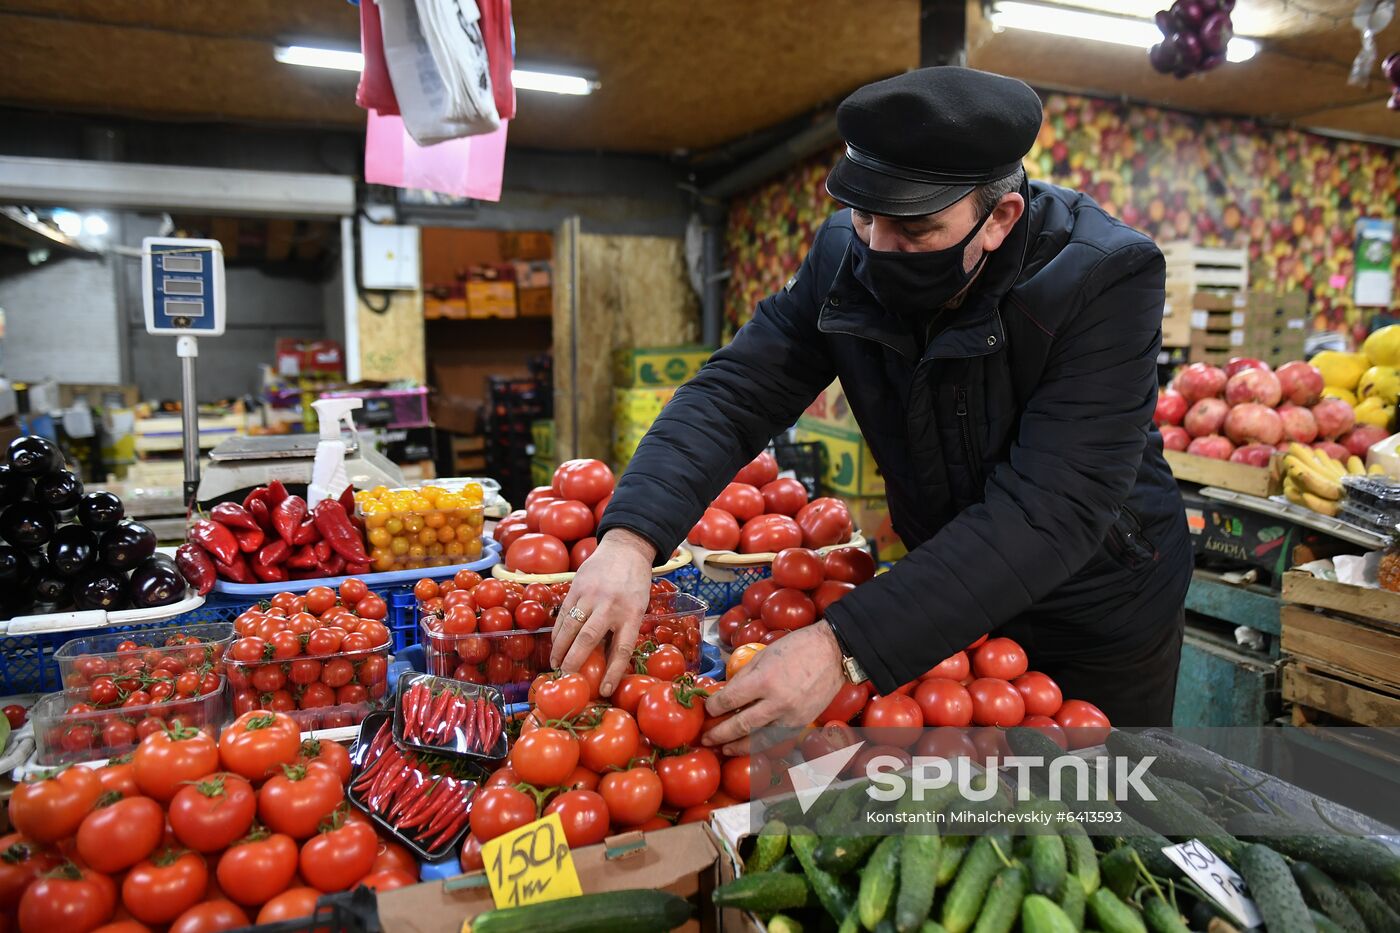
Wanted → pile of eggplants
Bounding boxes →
[1,435,184,620]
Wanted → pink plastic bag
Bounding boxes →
[356,0,400,115]
[365,111,508,201]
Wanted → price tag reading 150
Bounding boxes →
[481,813,583,909]
[1162,839,1262,928]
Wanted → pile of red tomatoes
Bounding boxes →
[716,546,877,648]
[688,451,855,553]
[495,459,615,575]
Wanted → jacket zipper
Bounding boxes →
[955,385,982,489]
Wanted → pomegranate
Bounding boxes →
[1225,357,1270,379]
[1314,441,1350,461]
[1187,435,1235,460]
[1224,404,1283,446]
[1225,369,1283,407]
[1173,363,1227,404]
[1341,425,1389,457]
[1275,360,1324,406]
[1311,398,1356,440]
[1230,444,1275,467]
[1154,390,1188,427]
[1277,404,1318,444]
[1184,398,1229,438]
[1160,425,1190,451]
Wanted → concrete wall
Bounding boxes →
[0,249,124,384]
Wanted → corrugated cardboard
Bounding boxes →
[794,417,884,497]
[467,281,518,319]
[374,822,728,933]
[614,345,712,388]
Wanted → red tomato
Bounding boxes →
[169,899,250,933]
[553,459,615,506]
[716,606,748,646]
[579,707,640,773]
[861,694,923,746]
[811,580,856,616]
[741,579,783,617]
[132,728,220,804]
[1021,715,1069,750]
[795,497,853,548]
[914,726,978,761]
[540,500,596,542]
[578,647,607,698]
[759,629,787,645]
[509,728,580,787]
[255,887,320,925]
[713,483,765,523]
[10,766,103,844]
[0,835,58,911]
[1011,671,1063,718]
[687,508,741,551]
[848,743,913,779]
[592,494,612,526]
[479,606,514,634]
[636,682,707,750]
[598,766,664,826]
[569,537,598,570]
[75,795,163,874]
[533,673,592,720]
[656,748,721,808]
[505,534,571,574]
[967,678,1026,728]
[922,651,971,681]
[469,786,537,842]
[168,774,257,853]
[720,755,773,801]
[972,726,1011,765]
[914,679,975,727]
[543,790,610,848]
[122,848,208,924]
[818,682,872,724]
[967,634,988,651]
[1053,699,1111,749]
[613,674,660,715]
[257,766,343,840]
[300,820,377,893]
[770,547,823,590]
[760,588,816,631]
[355,595,388,621]
[18,862,115,933]
[641,643,687,681]
[759,478,809,516]
[822,546,876,584]
[496,519,529,551]
[219,710,301,782]
[217,832,298,906]
[733,451,779,488]
[972,638,1029,680]
[525,485,555,507]
[739,514,803,554]
[734,620,768,646]
[298,738,352,785]
[357,869,416,893]
[524,496,558,532]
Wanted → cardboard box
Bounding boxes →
[531,419,555,460]
[794,417,884,497]
[60,384,140,409]
[499,230,553,261]
[802,379,860,432]
[614,346,713,388]
[430,396,483,436]
[273,339,345,376]
[841,494,906,563]
[511,260,553,289]
[613,387,677,428]
[531,456,554,488]
[467,280,518,319]
[518,286,553,318]
[374,822,727,933]
[425,296,468,320]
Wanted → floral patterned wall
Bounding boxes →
[722,91,1400,342]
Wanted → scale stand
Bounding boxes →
[177,336,201,515]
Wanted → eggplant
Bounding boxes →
[73,569,127,611]
[0,502,56,549]
[99,519,157,571]
[0,545,30,588]
[0,465,30,508]
[33,470,84,511]
[31,566,72,606]
[78,491,125,532]
[6,436,62,477]
[47,525,99,577]
[129,555,186,608]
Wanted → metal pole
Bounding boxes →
[177,335,200,514]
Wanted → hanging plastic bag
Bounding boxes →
[378,0,500,145]
[356,0,400,114]
[477,0,516,121]
[365,110,508,201]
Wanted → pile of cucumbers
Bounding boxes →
[713,729,1400,933]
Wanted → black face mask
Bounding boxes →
[849,209,992,322]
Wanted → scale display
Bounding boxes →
[142,237,226,336]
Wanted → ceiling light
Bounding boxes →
[82,214,109,237]
[989,1,1259,63]
[511,69,595,95]
[52,210,81,238]
[274,44,597,94]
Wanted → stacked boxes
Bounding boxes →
[610,346,712,470]
[612,387,678,469]
[1189,290,1309,366]
[485,355,552,507]
[1161,241,1248,351]
[530,419,555,489]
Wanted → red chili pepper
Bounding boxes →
[284,545,317,570]
[424,796,473,848]
[398,778,446,829]
[272,496,307,543]
[214,553,256,584]
[247,498,272,533]
[460,697,477,751]
[175,543,216,595]
[209,502,260,532]
[242,487,271,512]
[319,553,346,577]
[292,518,320,546]
[266,480,290,507]
[252,561,288,583]
[257,539,290,569]
[339,485,357,515]
[313,499,369,563]
[235,526,265,554]
[345,561,371,576]
[477,697,491,750]
[190,519,239,565]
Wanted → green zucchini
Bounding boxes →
[971,865,1027,933]
[469,889,692,933]
[1237,844,1315,933]
[940,835,1008,933]
[1099,847,1138,900]
[895,833,941,933]
[1085,889,1147,933]
[1055,873,1086,930]
[815,836,881,876]
[936,837,969,887]
[1031,834,1068,897]
[1140,897,1190,933]
[1022,894,1082,933]
[1342,879,1400,933]
[1291,861,1367,933]
[710,872,812,912]
[858,836,903,930]
[1103,731,1238,793]
[1224,816,1400,887]
[749,820,790,874]
[1063,824,1100,895]
[791,831,857,922]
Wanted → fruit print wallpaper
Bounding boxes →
[722,91,1400,343]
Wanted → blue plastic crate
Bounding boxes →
[680,563,771,613]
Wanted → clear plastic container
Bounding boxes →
[419,613,553,705]
[31,682,225,766]
[55,622,235,691]
[1342,474,1400,511]
[638,592,708,670]
[394,673,508,760]
[223,638,392,720]
[1339,500,1400,537]
[358,484,487,573]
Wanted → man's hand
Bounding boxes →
[702,622,847,756]
[551,528,656,696]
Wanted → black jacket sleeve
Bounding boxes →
[597,219,841,555]
[824,243,1166,691]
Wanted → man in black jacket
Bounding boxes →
[550,67,1192,751]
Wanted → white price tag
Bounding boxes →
[1162,839,1262,928]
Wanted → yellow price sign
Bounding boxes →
[479,812,583,909]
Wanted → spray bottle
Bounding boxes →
[308,396,363,508]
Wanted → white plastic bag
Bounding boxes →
[378,0,500,146]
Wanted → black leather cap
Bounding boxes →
[826,67,1043,218]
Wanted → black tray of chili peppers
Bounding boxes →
[347,712,485,862]
[393,672,508,761]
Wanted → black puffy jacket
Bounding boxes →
[599,180,1192,692]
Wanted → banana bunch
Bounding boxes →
[1282,443,1381,516]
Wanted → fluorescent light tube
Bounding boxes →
[989,2,1259,64]
[274,45,598,94]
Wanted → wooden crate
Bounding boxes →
[1161,241,1249,291]
[1165,449,1279,496]
[1281,605,1400,684]
[1282,661,1400,727]
[1281,570,1400,627]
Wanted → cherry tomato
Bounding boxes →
[914,678,975,727]
[656,748,721,808]
[922,651,971,681]
[817,681,872,724]
[1011,671,1063,718]
[733,451,779,487]
[300,820,376,893]
[822,546,876,584]
[972,638,1029,680]
[122,848,208,924]
[543,790,610,848]
[686,508,741,551]
[967,678,1026,728]
[770,547,823,590]
[739,514,803,553]
[760,588,816,631]
[217,832,298,907]
[599,766,665,826]
[355,595,388,621]
[714,483,765,523]
[469,786,537,842]
[861,694,923,746]
[509,727,580,787]
[514,600,551,631]
[1053,699,1111,749]
[321,659,355,688]
[478,606,514,634]
[338,578,369,604]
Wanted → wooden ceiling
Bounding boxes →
[0,0,1395,151]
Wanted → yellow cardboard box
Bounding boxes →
[842,494,906,563]
[612,387,677,428]
[466,280,517,319]
[802,379,859,432]
[613,345,712,388]
[531,419,555,460]
[794,417,884,497]
[530,456,554,489]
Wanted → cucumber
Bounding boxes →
[895,833,941,933]
[1108,832,1181,879]
[972,865,1027,933]
[1086,889,1147,933]
[819,782,874,835]
[749,820,790,874]
[1311,911,1347,933]
[470,889,692,933]
[1007,728,1075,798]
[1099,847,1138,900]
[815,836,881,876]
[770,853,800,875]
[1157,777,1208,811]
[1341,880,1400,932]
[1237,844,1315,933]
[1103,731,1237,793]
[711,872,812,912]
[1055,873,1086,930]
[1140,897,1190,933]
[768,915,804,933]
[1225,816,1400,887]
[936,837,969,887]
[1379,886,1400,917]
[1116,770,1242,863]
[1291,861,1367,933]
[839,906,861,933]
[940,835,1008,933]
[1022,894,1081,933]
[919,923,950,933]
[1031,834,1068,897]
[1063,825,1100,895]
[791,831,857,921]
[858,835,902,930]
